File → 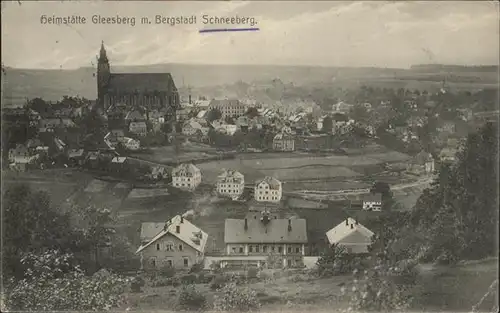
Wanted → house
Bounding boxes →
[326,217,374,254]
[362,194,383,211]
[67,149,85,166]
[122,137,141,151]
[254,176,282,203]
[85,151,101,168]
[437,120,456,134]
[129,121,147,136]
[182,120,205,136]
[136,215,208,270]
[110,156,128,172]
[172,163,202,190]
[216,169,245,200]
[8,144,37,171]
[125,110,145,122]
[214,123,238,136]
[222,210,308,268]
[332,102,354,114]
[439,147,458,163]
[406,151,435,175]
[149,166,168,180]
[25,138,46,154]
[208,99,247,118]
[110,129,125,141]
[273,132,295,151]
[38,118,62,132]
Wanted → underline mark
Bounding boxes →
[199,28,260,33]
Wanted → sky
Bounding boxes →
[1,0,499,69]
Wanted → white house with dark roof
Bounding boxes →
[136,215,208,270]
[216,169,245,200]
[406,151,435,175]
[254,176,282,203]
[326,217,374,254]
[363,193,383,211]
[172,163,202,190]
[273,132,295,151]
[222,210,308,268]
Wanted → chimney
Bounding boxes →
[355,219,359,225]
[288,219,292,232]
[244,218,248,230]
[181,216,184,223]
[345,219,349,226]
[176,225,180,233]
[189,94,192,105]
[350,224,354,229]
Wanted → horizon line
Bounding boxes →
[3,63,499,71]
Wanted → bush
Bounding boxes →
[316,244,355,277]
[200,273,215,284]
[189,262,204,274]
[151,277,180,287]
[210,274,227,290]
[247,268,258,279]
[213,283,260,312]
[159,265,176,278]
[131,276,145,293]
[176,284,207,311]
[181,274,197,285]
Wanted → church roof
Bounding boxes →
[107,73,177,94]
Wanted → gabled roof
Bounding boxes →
[326,217,374,245]
[274,132,294,141]
[217,169,244,184]
[256,176,281,190]
[136,215,208,254]
[224,216,307,244]
[107,73,177,94]
[172,163,200,177]
[68,149,85,158]
[111,157,127,163]
[363,193,382,203]
[412,151,434,164]
[125,110,145,121]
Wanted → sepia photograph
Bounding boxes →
[1,0,499,312]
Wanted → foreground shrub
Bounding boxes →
[210,274,228,290]
[130,276,145,292]
[247,267,258,279]
[213,282,260,312]
[5,250,129,311]
[189,262,204,274]
[181,274,198,285]
[343,261,416,312]
[316,244,354,277]
[151,277,180,287]
[176,284,206,311]
[159,265,176,278]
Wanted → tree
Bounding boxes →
[206,108,222,122]
[224,116,235,125]
[245,107,259,119]
[2,184,85,280]
[350,104,370,123]
[370,181,394,211]
[316,244,351,276]
[321,116,333,133]
[80,206,116,271]
[4,250,129,311]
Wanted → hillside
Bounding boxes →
[2,63,498,106]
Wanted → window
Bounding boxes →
[165,243,173,251]
[150,257,157,268]
[271,246,275,252]
[232,247,237,253]
[295,247,300,253]
[167,259,173,267]
[156,243,160,251]
[278,247,283,253]
[255,246,260,253]
[239,247,244,253]
[178,244,183,251]
[287,247,292,254]
[183,258,189,267]
[263,246,268,253]
[249,245,253,253]
[287,259,292,267]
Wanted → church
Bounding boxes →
[96,41,180,123]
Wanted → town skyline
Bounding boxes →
[2,0,499,69]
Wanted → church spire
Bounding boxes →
[99,41,108,62]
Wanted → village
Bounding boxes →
[2,40,498,312]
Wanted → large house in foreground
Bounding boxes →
[221,211,308,269]
[136,215,208,270]
[216,169,245,200]
[172,163,202,190]
[326,217,374,254]
[254,176,282,203]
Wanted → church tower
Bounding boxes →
[97,41,110,111]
